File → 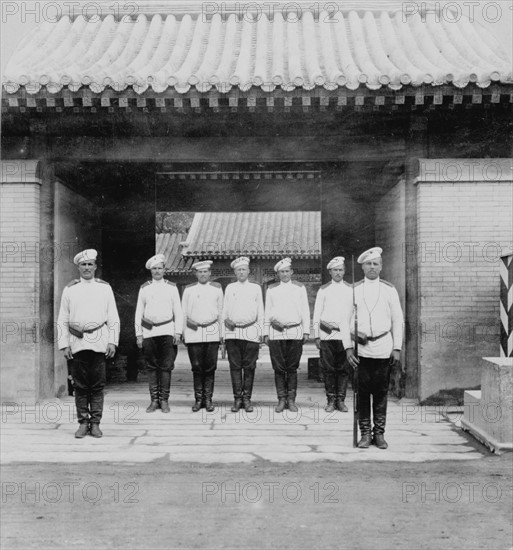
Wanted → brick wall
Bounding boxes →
[416,159,513,401]
[1,162,41,403]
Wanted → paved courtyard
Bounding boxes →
[1,346,487,465]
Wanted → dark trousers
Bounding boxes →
[143,335,177,401]
[187,342,220,401]
[320,340,349,400]
[225,339,259,399]
[358,357,391,435]
[269,340,303,398]
[71,350,106,425]
[187,342,219,374]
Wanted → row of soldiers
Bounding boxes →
[57,247,403,449]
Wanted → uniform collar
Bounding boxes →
[80,277,95,284]
[236,279,249,285]
[151,278,165,285]
[280,280,292,285]
[364,277,380,285]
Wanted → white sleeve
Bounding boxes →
[57,288,71,350]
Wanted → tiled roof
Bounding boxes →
[3,4,511,95]
[156,232,194,273]
[180,212,321,258]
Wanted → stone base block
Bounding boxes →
[461,358,513,454]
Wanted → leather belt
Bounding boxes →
[271,322,301,333]
[367,331,390,342]
[224,319,256,330]
[69,322,106,339]
[187,319,218,331]
[141,317,174,330]
[352,330,390,345]
[320,321,340,334]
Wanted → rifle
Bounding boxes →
[352,255,359,448]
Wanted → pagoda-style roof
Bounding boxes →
[3,1,511,98]
[157,211,321,272]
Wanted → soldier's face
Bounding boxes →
[151,264,164,281]
[195,268,211,284]
[234,265,249,282]
[329,266,345,282]
[362,259,382,280]
[278,267,292,283]
[78,261,96,280]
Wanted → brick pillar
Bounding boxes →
[0,160,49,403]
[500,253,513,357]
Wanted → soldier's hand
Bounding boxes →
[314,337,321,350]
[346,348,359,368]
[105,344,116,359]
[263,336,270,347]
[63,347,73,360]
[389,350,401,368]
[302,333,309,344]
[136,336,143,349]
[173,335,181,345]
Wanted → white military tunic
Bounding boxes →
[57,278,120,354]
[352,277,404,358]
[222,280,264,342]
[182,281,223,344]
[264,280,310,340]
[134,279,183,339]
[313,279,353,348]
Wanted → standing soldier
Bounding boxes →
[57,249,120,438]
[182,260,223,412]
[264,258,310,413]
[135,254,183,414]
[346,247,404,450]
[222,257,264,413]
[313,256,353,413]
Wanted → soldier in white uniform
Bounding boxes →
[135,254,183,414]
[264,258,310,413]
[346,247,404,449]
[182,260,223,412]
[57,249,120,438]
[222,257,264,413]
[313,256,353,413]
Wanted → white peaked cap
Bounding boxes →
[357,247,383,264]
[274,257,292,272]
[327,256,345,269]
[231,256,250,269]
[192,260,213,270]
[73,249,97,265]
[145,254,166,270]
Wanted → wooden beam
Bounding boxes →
[23,136,406,163]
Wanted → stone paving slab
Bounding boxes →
[0,357,488,464]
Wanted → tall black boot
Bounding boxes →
[323,371,337,412]
[204,372,215,412]
[336,368,349,412]
[372,392,389,449]
[230,369,243,412]
[242,369,255,412]
[357,417,372,448]
[146,370,160,412]
[191,373,203,412]
[160,371,171,413]
[287,370,298,413]
[274,371,287,413]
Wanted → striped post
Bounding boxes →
[500,253,513,357]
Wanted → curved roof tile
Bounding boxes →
[3,7,512,95]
